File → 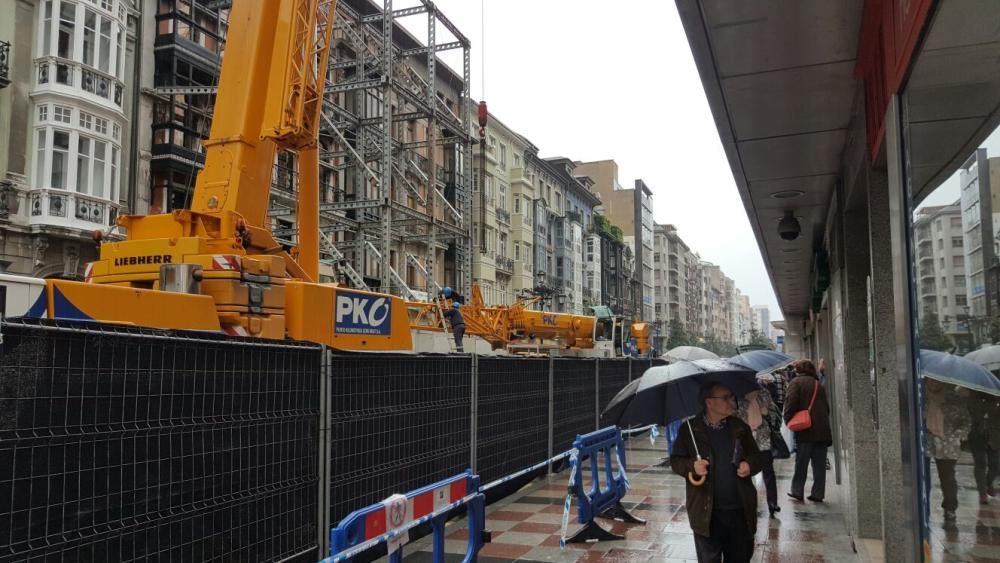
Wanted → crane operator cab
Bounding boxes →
[589,305,624,358]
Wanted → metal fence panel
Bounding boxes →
[551,358,599,453]
[0,321,322,563]
[327,354,472,524]
[598,359,631,425]
[475,358,550,484]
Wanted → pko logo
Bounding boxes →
[334,290,392,335]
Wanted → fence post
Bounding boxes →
[547,356,554,472]
[471,353,479,473]
[594,359,600,430]
[318,347,332,556]
[628,357,632,382]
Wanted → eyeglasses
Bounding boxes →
[707,393,735,402]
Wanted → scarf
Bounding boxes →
[745,390,764,430]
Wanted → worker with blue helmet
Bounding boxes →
[442,300,465,353]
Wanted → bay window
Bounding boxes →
[34,125,121,202]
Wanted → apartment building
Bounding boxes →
[575,159,655,322]
[545,157,601,315]
[653,223,695,351]
[0,0,138,276]
[914,203,968,340]
[471,110,530,306]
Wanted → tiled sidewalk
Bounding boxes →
[407,434,862,562]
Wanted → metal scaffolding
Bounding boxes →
[315,0,473,297]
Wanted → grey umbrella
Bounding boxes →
[662,346,719,362]
[964,345,1000,372]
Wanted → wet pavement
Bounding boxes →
[928,455,1000,562]
[405,433,864,562]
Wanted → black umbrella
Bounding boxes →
[601,358,759,427]
[727,350,793,374]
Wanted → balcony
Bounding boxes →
[29,188,118,230]
[496,208,511,225]
[35,57,125,110]
[0,40,9,89]
[918,247,934,261]
[495,255,514,275]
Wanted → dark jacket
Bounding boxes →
[443,307,464,328]
[783,375,832,446]
[670,416,764,538]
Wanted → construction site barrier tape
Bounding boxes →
[558,448,580,550]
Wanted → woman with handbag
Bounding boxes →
[783,359,832,502]
[737,388,787,517]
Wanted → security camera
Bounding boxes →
[778,210,801,241]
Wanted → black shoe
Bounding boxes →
[787,492,804,502]
[768,504,780,518]
[807,496,824,503]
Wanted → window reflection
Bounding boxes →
[905,1,1000,558]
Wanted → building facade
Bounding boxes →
[1,0,137,277]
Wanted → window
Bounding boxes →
[953,255,964,267]
[79,111,93,129]
[37,104,48,122]
[942,296,949,307]
[500,144,507,167]
[54,105,72,123]
[116,24,124,79]
[42,1,53,56]
[36,130,47,186]
[51,130,70,189]
[514,196,521,214]
[955,275,966,287]
[952,236,963,248]
[957,294,968,306]
[83,10,97,66]
[514,154,521,168]
[58,1,76,59]
[939,257,945,269]
[77,137,91,193]
[514,242,520,261]
[112,123,120,141]
[940,276,947,288]
[110,146,119,201]
[99,17,112,73]
[94,117,108,135]
[101,0,112,12]
[936,219,942,231]
[937,238,944,249]
[951,217,963,229]
[91,139,107,197]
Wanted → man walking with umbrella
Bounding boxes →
[671,383,764,562]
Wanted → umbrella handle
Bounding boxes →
[685,419,707,486]
[688,456,707,486]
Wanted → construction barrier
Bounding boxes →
[1,319,654,561]
[559,426,645,546]
[323,471,488,563]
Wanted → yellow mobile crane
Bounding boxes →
[30,0,412,351]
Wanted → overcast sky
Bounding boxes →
[399,0,782,319]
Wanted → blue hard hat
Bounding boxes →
[453,302,461,309]
[443,287,453,297]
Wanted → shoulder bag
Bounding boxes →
[787,379,820,432]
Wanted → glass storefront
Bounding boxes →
[903,2,1000,559]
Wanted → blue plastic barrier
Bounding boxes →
[323,471,488,563]
[559,426,645,545]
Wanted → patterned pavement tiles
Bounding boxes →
[396,432,867,562]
